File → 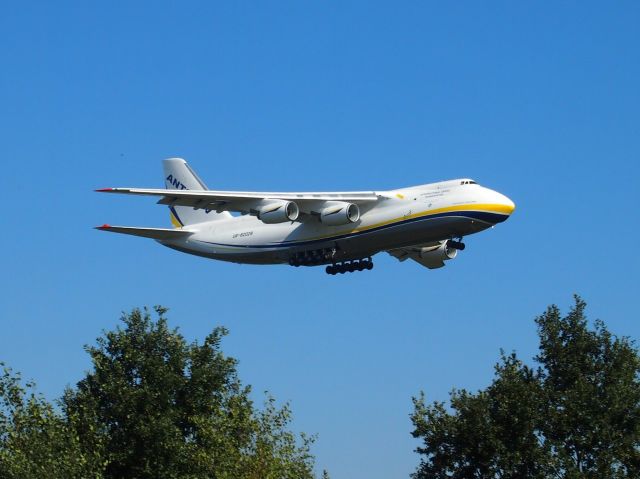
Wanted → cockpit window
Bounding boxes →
[460,180,477,185]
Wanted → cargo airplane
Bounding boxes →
[96,158,515,275]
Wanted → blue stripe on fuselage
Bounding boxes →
[197,210,508,250]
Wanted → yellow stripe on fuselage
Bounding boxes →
[285,202,514,245]
[355,202,513,234]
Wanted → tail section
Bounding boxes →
[162,158,231,227]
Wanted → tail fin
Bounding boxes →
[163,158,231,227]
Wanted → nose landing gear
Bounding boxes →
[325,257,373,275]
[447,238,466,250]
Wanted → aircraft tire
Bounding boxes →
[366,261,374,270]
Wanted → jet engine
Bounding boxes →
[257,200,299,224]
[319,202,360,226]
[415,242,458,269]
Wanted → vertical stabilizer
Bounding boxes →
[162,158,231,227]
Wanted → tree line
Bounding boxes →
[1,297,638,478]
[0,307,317,479]
[411,296,640,478]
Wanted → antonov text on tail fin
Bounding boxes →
[96,158,515,274]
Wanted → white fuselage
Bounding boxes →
[160,179,515,265]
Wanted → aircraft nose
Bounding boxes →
[494,192,516,217]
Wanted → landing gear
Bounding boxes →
[325,257,373,275]
[288,247,373,275]
[289,247,335,267]
[447,238,466,250]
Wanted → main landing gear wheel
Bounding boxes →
[325,257,373,275]
[289,247,337,267]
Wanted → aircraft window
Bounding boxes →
[460,180,477,185]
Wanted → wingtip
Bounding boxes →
[95,224,111,230]
[95,188,114,192]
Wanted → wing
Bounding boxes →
[96,187,381,215]
[95,224,194,240]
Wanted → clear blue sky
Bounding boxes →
[1,2,639,477]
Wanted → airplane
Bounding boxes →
[96,158,515,275]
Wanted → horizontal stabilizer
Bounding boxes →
[95,225,193,240]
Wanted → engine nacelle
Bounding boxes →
[416,242,458,269]
[257,200,299,224]
[319,202,360,226]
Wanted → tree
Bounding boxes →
[63,306,316,479]
[411,296,640,478]
[0,306,317,479]
[536,297,640,477]
[0,363,102,479]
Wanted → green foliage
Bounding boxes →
[1,307,317,479]
[0,364,102,479]
[411,296,640,478]
[535,297,640,477]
